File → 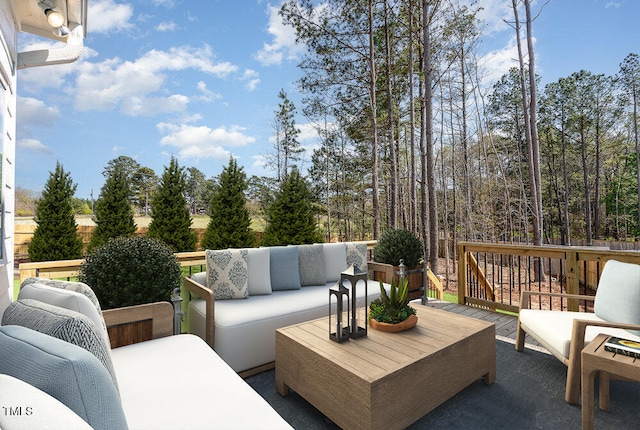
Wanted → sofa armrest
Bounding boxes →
[183,276,215,348]
[103,302,173,348]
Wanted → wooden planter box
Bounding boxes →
[367,261,425,301]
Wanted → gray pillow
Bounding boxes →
[0,325,128,430]
[269,246,301,291]
[298,244,327,286]
[594,260,640,335]
[2,299,119,393]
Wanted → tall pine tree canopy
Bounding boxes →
[147,156,197,252]
[88,167,136,252]
[202,157,255,249]
[28,162,83,262]
[261,168,322,246]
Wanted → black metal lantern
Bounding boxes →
[340,264,368,339]
[329,282,350,343]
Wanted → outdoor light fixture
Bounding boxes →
[341,264,368,339]
[329,282,350,343]
[39,0,70,37]
[45,8,65,27]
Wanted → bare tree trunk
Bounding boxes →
[408,0,417,233]
[423,0,438,275]
[384,0,397,229]
[368,0,380,239]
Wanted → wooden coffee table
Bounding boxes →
[275,304,496,430]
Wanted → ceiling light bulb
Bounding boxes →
[45,9,65,28]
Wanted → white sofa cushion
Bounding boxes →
[298,244,326,286]
[111,334,292,430]
[18,282,111,347]
[323,242,348,282]
[0,374,92,430]
[205,249,249,300]
[0,325,127,430]
[189,280,385,372]
[246,247,272,295]
[518,309,640,359]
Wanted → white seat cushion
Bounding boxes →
[519,309,640,359]
[111,334,292,430]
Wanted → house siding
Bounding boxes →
[0,0,17,320]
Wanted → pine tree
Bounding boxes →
[147,156,197,252]
[202,157,255,249]
[261,168,322,246]
[28,162,83,261]
[88,167,136,252]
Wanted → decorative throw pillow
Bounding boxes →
[246,247,272,295]
[21,278,103,315]
[205,249,249,300]
[269,246,301,291]
[298,244,327,286]
[2,299,119,393]
[323,242,348,283]
[18,282,111,348]
[0,325,127,430]
[346,242,369,273]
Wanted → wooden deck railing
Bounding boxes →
[457,241,640,314]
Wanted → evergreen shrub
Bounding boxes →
[373,229,424,268]
[79,236,181,310]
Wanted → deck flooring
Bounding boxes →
[427,299,547,351]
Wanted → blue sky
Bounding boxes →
[16,0,640,201]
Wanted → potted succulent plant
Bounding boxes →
[368,277,417,332]
[370,229,425,300]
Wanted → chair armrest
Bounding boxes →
[103,302,173,348]
[519,290,594,310]
[183,276,215,348]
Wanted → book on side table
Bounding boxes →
[604,336,640,359]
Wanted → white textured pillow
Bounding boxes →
[246,247,272,295]
[205,249,249,300]
[323,242,348,282]
[18,282,111,348]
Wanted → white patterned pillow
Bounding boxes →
[346,242,368,273]
[205,249,249,300]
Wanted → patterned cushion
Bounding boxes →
[0,325,127,430]
[2,299,119,393]
[323,242,348,282]
[298,244,326,286]
[18,282,111,348]
[205,249,249,300]
[346,242,368,273]
[269,246,301,291]
[246,247,272,295]
[21,278,103,314]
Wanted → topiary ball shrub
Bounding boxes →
[79,236,182,310]
[373,229,424,268]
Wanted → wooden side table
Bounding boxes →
[581,333,640,430]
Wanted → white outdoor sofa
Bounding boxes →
[0,278,293,430]
[183,242,387,374]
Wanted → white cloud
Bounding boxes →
[605,2,621,9]
[74,45,238,115]
[156,21,177,32]
[254,4,305,66]
[480,35,538,85]
[196,81,222,102]
[88,0,135,34]
[157,122,256,161]
[18,138,52,154]
[241,69,261,91]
